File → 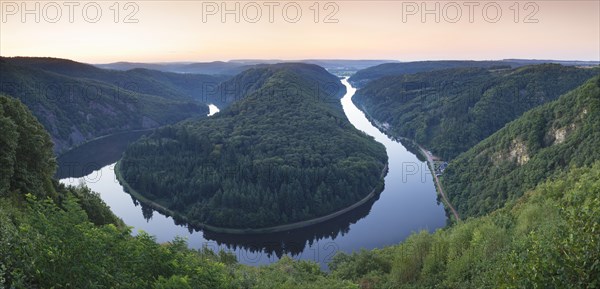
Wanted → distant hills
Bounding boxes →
[502,59,600,66]
[96,59,397,75]
[352,64,599,159]
[0,57,219,153]
[349,60,520,87]
[96,61,249,75]
[349,59,599,87]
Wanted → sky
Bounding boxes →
[1,1,599,63]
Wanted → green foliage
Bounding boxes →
[58,181,124,226]
[500,165,600,288]
[153,275,192,289]
[443,75,600,218]
[353,64,599,160]
[120,64,388,228]
[0,95,121,227]
[0,95,56,198]
[243,256,359,289]
[0,194,241,289]
[326,162,600,289]
[329,248,391,287]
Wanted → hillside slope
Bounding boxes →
[348,60,520,87]
[0,60,209,153]
[443,75,600,218]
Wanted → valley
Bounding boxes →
[3,2,598,286]
[55,76,446,268]
[1,58,598,288]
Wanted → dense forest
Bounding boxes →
[0,58,217,153]
[325,162,600,288]
[0,93,359,289]
[2,92,598,288]
[348,60,521,87]
[119,63,388,229]
[353,64,599,159]
[442,75,600,218]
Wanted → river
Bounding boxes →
[58,79,446,269]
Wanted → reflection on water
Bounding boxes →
[55,130,150,179]
[58,78,446,268]
[60,161,377,267]
[200,192,381,258]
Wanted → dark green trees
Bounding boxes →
[353,64,599,160]
[120,63,388,228]
[0,94,56,198]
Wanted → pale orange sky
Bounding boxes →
[1,1,598,63]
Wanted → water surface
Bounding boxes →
[59,78,446,268]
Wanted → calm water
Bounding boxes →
[58,80,446,268]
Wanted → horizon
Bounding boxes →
[4,56,600,66]
[1,1,598,63]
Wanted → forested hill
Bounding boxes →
[207,63,347,106]
[352,64,599,160]
[0,59,210,153]
[348,60,520,87]
[443,75,600,218]
[4,57,229,102]
[119,63,388,229]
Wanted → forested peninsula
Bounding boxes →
[118,64,388,229]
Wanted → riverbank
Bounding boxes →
[351,102,460,222]
[417,146,461,222]
[115,161,389,234]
